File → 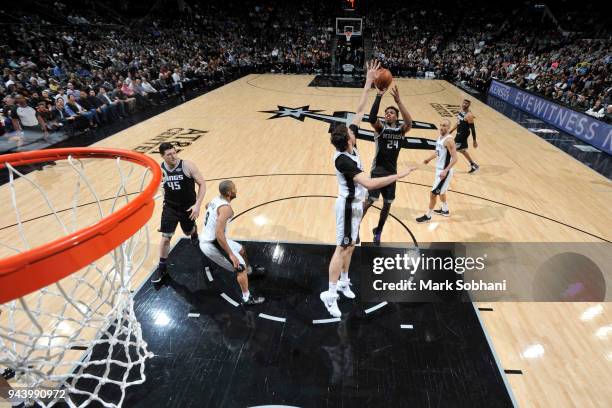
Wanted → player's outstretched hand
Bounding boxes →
[187,204,200,220]
[397,166,418,179]
[365,59,381,84]
[390,85,401,103]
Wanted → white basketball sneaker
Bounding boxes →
[337,279,356,299]
[320,291,341,318]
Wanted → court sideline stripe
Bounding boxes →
[471,302,519,407]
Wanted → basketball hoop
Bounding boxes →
[344,31,352,42]
[0,148,161,407]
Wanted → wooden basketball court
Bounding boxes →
[1,74,610,407]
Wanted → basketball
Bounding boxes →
[374,68,393,89]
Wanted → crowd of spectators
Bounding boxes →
[370,6,454,78]
[369,1,611,120]
[0,0,335,142]
[1,0,611,145]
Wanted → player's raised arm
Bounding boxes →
[390,85,413,134]
[351,60,380,126]
[367,65,386,133]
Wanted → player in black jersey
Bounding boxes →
[151,142,207,283]
[449,99,479,173]
[362,84,413,245]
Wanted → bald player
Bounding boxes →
[416,118,458,222]
[200,180,265,306]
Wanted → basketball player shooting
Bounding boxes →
[449,99,479,172]
[362,84,413,245]
[199,180,265,306]
[321,60,417,318]
[151,142,207,283]
[416,118,458,222]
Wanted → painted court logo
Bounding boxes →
[133,128,208,154]
[261,105,438,150]
[429,103,461,118]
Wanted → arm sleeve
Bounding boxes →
[469,123,476,140]
[368,94,382,124]
[335,155,363,180]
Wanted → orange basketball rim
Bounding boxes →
[0,148,162,303]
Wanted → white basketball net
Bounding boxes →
[0,155,155,407]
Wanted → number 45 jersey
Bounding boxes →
[371,123,404,176]
[161,159,196,210]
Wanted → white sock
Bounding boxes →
[340,272,349,281]
[329,281,337,293]
[442,202,449,211]
[242,290,250,301]
[426,209,433,217]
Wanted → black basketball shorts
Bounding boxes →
[368,172,396,204]
[455,135,469,151]
[160,204,195,237]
